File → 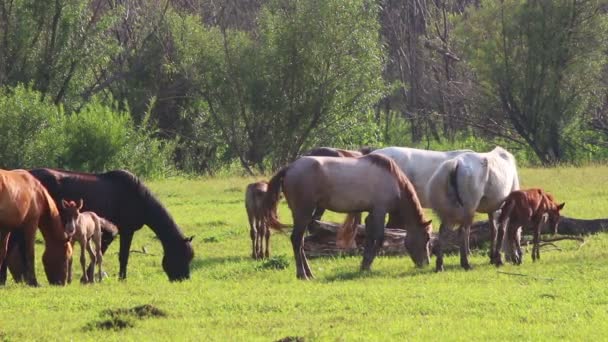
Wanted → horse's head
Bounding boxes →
[545,202,565,235]
[162,236,195,281]
[61,199,83,237]
[42,237,73,285]
[404,220,433,268]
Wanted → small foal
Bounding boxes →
[498,189,565,264]
[62,199,119,283]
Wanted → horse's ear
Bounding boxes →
[61,199,68,208]
[78,199,84,210]
[185,235,194,242]
[423,220,432,227]
[557,202,565,211]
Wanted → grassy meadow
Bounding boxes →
[1,166,608,341]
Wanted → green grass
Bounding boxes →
[1,166,608,341]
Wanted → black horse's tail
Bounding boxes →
[262,167,289,230]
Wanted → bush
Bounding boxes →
[0,85,173,178]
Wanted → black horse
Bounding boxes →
[8,168,194,282]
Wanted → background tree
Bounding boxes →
[459,0,608,164]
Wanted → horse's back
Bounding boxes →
[0,169,47,227]
[373,147,471,206]
[285,156,400,213]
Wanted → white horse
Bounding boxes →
[425,147,520,271]
[370,147,473,208]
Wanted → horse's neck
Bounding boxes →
[398,188,425,228]
[144,200,185,246]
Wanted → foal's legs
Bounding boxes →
[361,211,386,272]
[532,218,542,262]
[248,211,257,259]
[86,238,99,283]
[264,220,271,259]
[79,238,89,283]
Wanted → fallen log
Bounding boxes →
[303,216,603,258]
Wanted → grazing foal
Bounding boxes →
[246,181,272,259]
[498,189,565,264]
[62,199,119,283]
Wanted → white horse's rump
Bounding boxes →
[371,147,472,207]
[426,146,520,270]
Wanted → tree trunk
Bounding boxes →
[303,217,607,258]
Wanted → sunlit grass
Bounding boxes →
[0,166,607,341]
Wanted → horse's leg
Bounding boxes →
[532,219,541,262]
[87,229,116,278]
[68,242,74,284]
[494,218,505,267]
[459,224,472,270]
[435,223,449,272]
[22,228,38,287]
[79,239,88,284]
[488,212,499,265]
[0,231,11,285]
[360,211,386,272]
[118,230,134,280]
[7,231,25,283]
[291,211,313,280]
[248,212,257,259]
[264,222,271,259]
[311,207,326,222]
[85,238,98,283]
[514,227,523,264]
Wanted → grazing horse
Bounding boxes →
[370,147,473,209]
[246,181,284,259]
[62,199,119,283]
[0,170,72,286]
[301,147,374,222]
[498,189,565,264]
[262,154,433,280]
[425,147,520,271]
[7,168,194,282]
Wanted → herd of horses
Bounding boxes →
[248,146,565,279]
[0,145,565,286]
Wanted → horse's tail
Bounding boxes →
[262,167,289,230]
[448,161,464,207]
[97,216,119,237]
[337,213,360,249]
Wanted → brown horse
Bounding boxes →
[0,170,72,286]
[497,189,565,265]
[301,147,374,222]
[62,199,119,283]
[263,154,432,280]
[246,181,283,259]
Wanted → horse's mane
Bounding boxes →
[362,154,427,225]
[100,170,187,241]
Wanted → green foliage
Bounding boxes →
[0,85,173,177]
[457,0,608,164]
[169,0,386,170]
[0,85,63,169]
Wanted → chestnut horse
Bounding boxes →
[263,154,432,280]
[62,199,119,283]
[498,189,565,264]
[246,181,284,259]
[0,169,72,286]
[8,168,194,282]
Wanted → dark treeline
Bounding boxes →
[0,0,607,177]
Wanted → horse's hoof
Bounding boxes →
[461,264,472,271]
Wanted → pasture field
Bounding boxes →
[1,166,608,341]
